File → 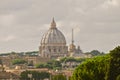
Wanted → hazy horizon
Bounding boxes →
[0,0,120,53]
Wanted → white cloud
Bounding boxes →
[0,0,120,53]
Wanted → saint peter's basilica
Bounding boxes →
[39,18,84,59]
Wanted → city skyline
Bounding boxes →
[0,0,120,53]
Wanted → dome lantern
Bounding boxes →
[50,18,56,29]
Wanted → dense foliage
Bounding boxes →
[85,50,104,56]
[35,57,86,70]
[35,60,62,70]
[106,46,120,80]
[60,57,86,63]
[72,46,120,80]
[25,51,38,56]
[51,74,67,80]
[72,55,110,80]
[0,51,39,56]
[12,59,27,65]
[20,70,50,80]
[0,59,2,64]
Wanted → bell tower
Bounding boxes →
[69,29,76,53]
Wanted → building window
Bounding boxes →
[54,49,56,52]
[49,49,51,52]
[58,49,60,52]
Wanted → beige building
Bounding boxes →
[0,56,12,67]
[0,61,20,80]
[39,18,68,59]
[38,18,91,60]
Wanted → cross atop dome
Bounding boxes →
[50,17,56,29]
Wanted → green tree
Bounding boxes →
[116,75,120,80]
[52,60,62,69]
[105,46,120,80]
[20,70,50,80]
[35,63,44,68]
[47,60,62,69]
[72,46,120,80]
[20,70,30,80]
[72,55,110,80]
[85,50,104,56]
[51,74,66,80]
[12,59,27,65]
[60,57,77,63]
[35,63,52,69]
[0,59,2,65]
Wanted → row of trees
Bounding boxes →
[35,60,61,70]
[12,59,27,65]
[0,50,103,57]
[60,57,86,63]
[51,74,67,80]
[71,46,120,80]
[11,57,86,70]
[20,71,50,80]
[0,51,39,56]
[35,57,86,70]
[84,50,104,56]
[20,70,67,80]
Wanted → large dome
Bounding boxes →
[39,18,68,58]
[41,18,66,45]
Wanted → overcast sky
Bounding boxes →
[0,0,120,53]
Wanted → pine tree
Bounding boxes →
[106,46,120,80]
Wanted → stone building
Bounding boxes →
[38,18,90,59]
[0,60,20,80]
[39,18,68,59]
[68,29,85,58]
[0,56,12,68]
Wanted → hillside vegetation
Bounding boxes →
[72,46,120,80]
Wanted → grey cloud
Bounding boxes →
[0,0,120,52]
[0,0,32,14]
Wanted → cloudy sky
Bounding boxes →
[0,0,120,53]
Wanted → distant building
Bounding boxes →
[39,18,68,59]
[39,18,87,59]
[0,18,90,71]
[0,60,20,80]
[68,29,85,58]
[0,56,12,68]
